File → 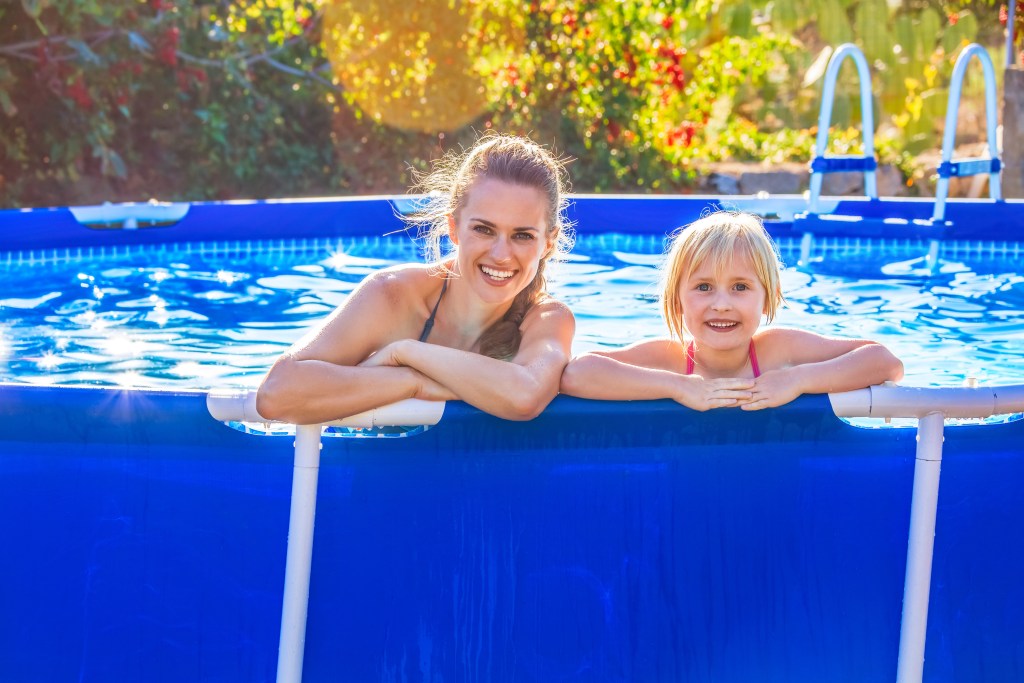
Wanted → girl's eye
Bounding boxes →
[735,283,749,291]
[696,283,711,292]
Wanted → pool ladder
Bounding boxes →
[798,42,1003,270]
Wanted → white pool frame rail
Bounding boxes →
[208,384,1024,683]
[206,392,446,683]
[829,383,1024,683]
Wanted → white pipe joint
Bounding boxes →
[829,384,1024,419]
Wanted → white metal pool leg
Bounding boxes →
[277,424,323,683]
[896,411,945,683]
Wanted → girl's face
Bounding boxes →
[677,247,767,350]
[448,177,553,306]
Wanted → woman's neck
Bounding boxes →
[433,278,513,351]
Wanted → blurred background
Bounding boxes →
[1,0,1021,208]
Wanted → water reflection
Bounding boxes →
[0,235,1021,390]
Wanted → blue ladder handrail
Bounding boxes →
[808,43,878,213]
[932,43,1003,221]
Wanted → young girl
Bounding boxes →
[257,133,575,424]
[560,211,903,410]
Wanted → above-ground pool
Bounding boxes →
[1,194,1023,683]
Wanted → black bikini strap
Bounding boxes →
[419,277,448,343]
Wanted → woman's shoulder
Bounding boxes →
[360,263,444,297]
[529,294,575,319]
[520,295,575,339]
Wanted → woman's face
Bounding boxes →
[448,177,554,306]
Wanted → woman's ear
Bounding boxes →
[447,214,458,246]
[543,234,556,260]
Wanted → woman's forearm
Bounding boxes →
[256,356,421,425]
[396,340,564,420]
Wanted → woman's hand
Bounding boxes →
[358,340,457,401]
[358,339,413,368]
[675,375,755,411]
[413,373,459,402]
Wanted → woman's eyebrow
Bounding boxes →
[469,217,540,232]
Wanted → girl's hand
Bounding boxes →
[675,375,755,411]
[741,368,805,410]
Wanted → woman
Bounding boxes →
[257,133,575,424]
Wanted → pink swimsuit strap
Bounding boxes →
[685,340,760,378]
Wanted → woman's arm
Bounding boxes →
[560,340,754,411]
[742,329,904,410]
[362,299,576,420]
[256,268,452,424]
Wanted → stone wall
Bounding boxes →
[700,147,1004,199]
[700,161,907,197]
[1003,67,1024,199]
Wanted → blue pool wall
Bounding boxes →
[2,194,1024,682]
[2,195,1023,252]
[1,384,1024,683]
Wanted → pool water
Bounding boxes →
[1,234,1022,389]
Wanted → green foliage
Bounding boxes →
[0,0,1013,206]
[0,0,334,206]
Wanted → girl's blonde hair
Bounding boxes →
[405,132,574,359]
[661,211,784,342]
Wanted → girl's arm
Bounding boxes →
[742,329,904,410]
[361,298,576,420]
[256,268,453,425]
[560,340,754,411]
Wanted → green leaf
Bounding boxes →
[727,3,754,38]
[0,89,17,117]
[855,0,890,62]
[917,9,941,57]
[819,0,852,47]
[773,0,800,32]
[20,0,44,19]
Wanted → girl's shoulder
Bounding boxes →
[753,327,873,367]
[753,327,821,345]
[595,337,684,371]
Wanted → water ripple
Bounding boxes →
[0,235,1021,389]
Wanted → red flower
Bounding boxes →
[606,119,621,142]
[67,76,93,110]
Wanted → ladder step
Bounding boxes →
[810,155,878,174]
[937,157,1002,178]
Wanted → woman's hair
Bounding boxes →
[661,211,784,342]
[407,132,573,359]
